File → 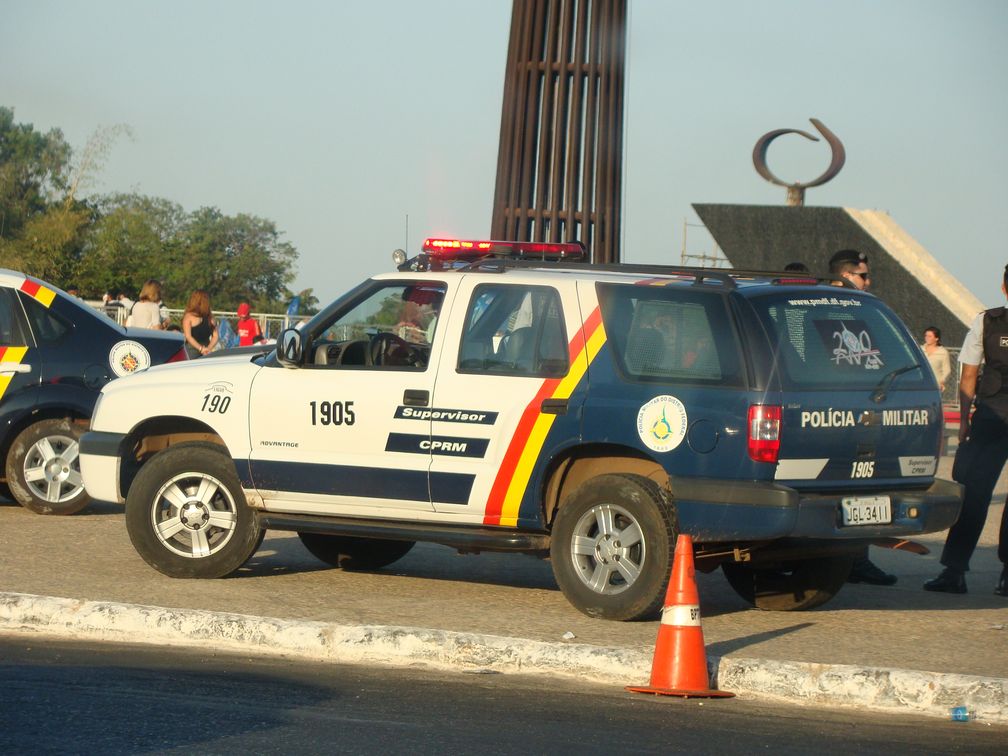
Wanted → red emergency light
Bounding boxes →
[421,238,585,262]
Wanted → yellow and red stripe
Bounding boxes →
[483,307,608,527]
[19,278,56,307]
[0,345,29,402]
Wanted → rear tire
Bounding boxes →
[550,473,678,621]
[6,418,90,515]
[297,533,415,570]
[125,442,263,578]
[721,554,855,611]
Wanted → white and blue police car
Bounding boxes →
[79,240,962,620]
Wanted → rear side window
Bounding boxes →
[458,284,568,377]
[750,291,928,390]
[0,288,29,346]
[597,283,743,385]
[19,292,71,345]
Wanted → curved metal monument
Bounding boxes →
[752,118,846,207]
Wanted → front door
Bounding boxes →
[248,280,449,519]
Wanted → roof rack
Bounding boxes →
[397,252,857,290]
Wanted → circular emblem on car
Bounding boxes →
[109,340,151,377]
[637,395,688,453]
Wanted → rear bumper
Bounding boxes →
[672,476,963,543]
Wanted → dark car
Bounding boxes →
[0,271,186,514]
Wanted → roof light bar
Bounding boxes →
[421,238,585,261]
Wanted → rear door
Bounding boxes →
[427,276,587,527]
[0,285,40,416]
[749,289,941,490]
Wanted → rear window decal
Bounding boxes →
[813,319,883,370]
[637,395,687,453]
[786,296,861,308]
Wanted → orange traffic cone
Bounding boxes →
[626,533,734,698]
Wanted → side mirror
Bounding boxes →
[276,327,303,367]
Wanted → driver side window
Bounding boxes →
[312,282,446,370]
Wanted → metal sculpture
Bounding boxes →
[752,118,846,206]
[491,0,627,264]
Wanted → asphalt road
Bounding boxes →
[1,637,1004,755]
[1,456,1006,681]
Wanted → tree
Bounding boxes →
[0,106,72,241]
[77,193,185,298]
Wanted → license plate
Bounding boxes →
[841,495,892,526]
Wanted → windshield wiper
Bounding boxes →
[871,364,922,403]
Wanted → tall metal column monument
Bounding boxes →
[491,0,627,263]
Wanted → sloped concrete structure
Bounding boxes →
[692,204,984,348]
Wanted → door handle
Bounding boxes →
[541,398,567,415]
[0,362,31,375]
[403,389,429,407]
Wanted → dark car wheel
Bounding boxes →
[721,554,856,611]
[6,418,90,515]
[297,533,415,570]
[125,442,264,578]
[550,473,678,621]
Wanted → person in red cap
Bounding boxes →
[236,302,264,347]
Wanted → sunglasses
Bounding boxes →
[852,272,871,281]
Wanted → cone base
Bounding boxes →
[625,684,735,699]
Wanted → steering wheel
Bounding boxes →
[367,332,418,367]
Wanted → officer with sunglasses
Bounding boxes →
[829,248,871,290]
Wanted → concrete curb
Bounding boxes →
[1,591,1005,724]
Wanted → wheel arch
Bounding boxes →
[541,443,671,528]
[119,415,227,499]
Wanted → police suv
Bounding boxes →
[0,271,187,515]
[79,240,962,620]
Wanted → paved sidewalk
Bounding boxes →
[1,460,1006,724]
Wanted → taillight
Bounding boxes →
[748,404,781,463]
[167,347,188,363]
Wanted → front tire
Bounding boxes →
[125,442,263,578]
[297,533,415,570]
[721,554,855,611]
[550,473,678,621]
[6,418,90,515]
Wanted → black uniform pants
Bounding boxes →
[942,404,1008,571]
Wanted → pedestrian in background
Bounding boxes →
[921,326,951,393]
[925,265,1008,596]
[828,249,898,586]
[126,279,166,330]
[182,289,219,358]
[236,302,264,346]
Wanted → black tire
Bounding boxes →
[5,418,90,515]
[550,473,678,621]
[721,554,855,611]
[125,442,264,578]
[297,533,415,570]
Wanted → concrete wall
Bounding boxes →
[691,204,985,349]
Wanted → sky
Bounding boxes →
[3,0,1006,309]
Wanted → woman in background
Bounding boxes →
[922,325,951,393]
[126,279,166,330]
[182,289,219,358]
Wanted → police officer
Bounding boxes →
[925,264,1008,596]
[828,249,899,586]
